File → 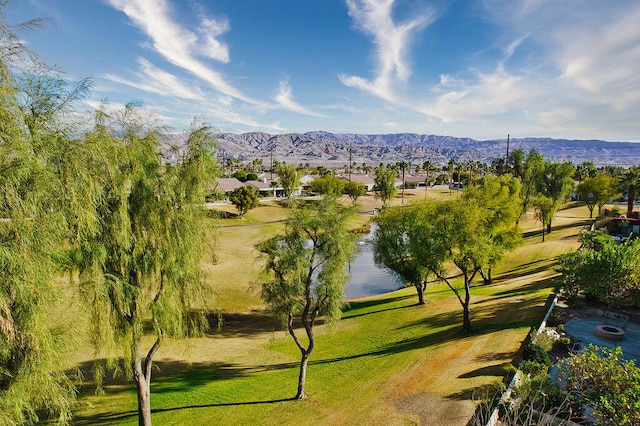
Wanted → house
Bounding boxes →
[404,174,430,188]
[212,178,245,199]
[341,173,376,192]
[246,178,281,197]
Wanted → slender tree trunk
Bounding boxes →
[546,220,552,234]
[627,184,635,217]
[415,282,426,305]
[462,278,472,334]
[479,268,492,285]
[541,225,546,242]
[135,367,152,426]
[133,332,163,426]
[295,351,310,399]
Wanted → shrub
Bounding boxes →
[523,341,551,367]
[560,345,640,425]
[552,337,573,353]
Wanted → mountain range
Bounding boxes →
[213,131,640,167]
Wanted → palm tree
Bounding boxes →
[618,166,640,217]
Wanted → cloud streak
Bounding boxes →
[274,78,325,117]
[105,0,257,104]
[340,0,436,101]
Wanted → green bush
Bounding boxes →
[523,342,551,367]
[552,337,572,353]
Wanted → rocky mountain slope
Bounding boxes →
[213,131,640,167]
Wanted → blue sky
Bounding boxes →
[9,0,640,141]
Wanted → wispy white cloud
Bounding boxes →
[340,0,437,101]
[105,0,258,104]
[556,5,640,111]
[104,58,205,100]
[424,67,533,123]
[274,78,325,117]
[384,0,640,140]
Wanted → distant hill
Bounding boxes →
[213,131,640,167]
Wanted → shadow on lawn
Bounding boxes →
[521,220,590,238]
[73,397,296,425]
[490,258,558,284]
[341,294,415,319]
[206,311,281,338]
[71,359,294,425]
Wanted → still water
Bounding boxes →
[344,223,404,299]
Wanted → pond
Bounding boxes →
[344,223,404,299]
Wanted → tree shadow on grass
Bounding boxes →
[475,277,556,302]
[71,359,296,425]
[341,294,415,319]
[206,311,282,338]
[521,220,590,238]
[458,363,511,379]
[490,260,559,285]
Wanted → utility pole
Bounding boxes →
[505,134,510,172]
[349,141,352,182]
[270,146,273,180]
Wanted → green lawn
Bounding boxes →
[65,199,587,425]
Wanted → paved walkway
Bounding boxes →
[564,317,640,361]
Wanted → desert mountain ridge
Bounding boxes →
[203,131,640,167]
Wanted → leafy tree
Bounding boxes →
[557,233,640,308]
[463,175,522,284]
[508,148,526,179]
[374,204,429,304]
[415,198,492,333]
[532,195,556,242]
[76,108,219,426]
[232,168,248,182]
[276,163,300,200]
[374,164,397,207]
[576,174,619,218]
[309,175,345,197]
[536,161,575,233]
[520,149,546,218]
[246,172,258,181]
[257,197,357,399]
[344,180,365,204]
[560,345,640,425]
[229,185,259,218]
[0,11,99,423]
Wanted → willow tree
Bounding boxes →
[76,107,219,426]
[374,164,397,207]
[0,6,100,423]
[536,161,575,233]
[257,196,357,399]
[463,175,522,284]
[374,203,430,305]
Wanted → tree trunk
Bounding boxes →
[627,184,635,217]
[295,351,310,399]
[462,278,472,334]
[479,268,492,285]
[546,221,552,234]
[541,225,546,242]
[133,332,163,426]
[415,282,426,305]
[135,367,152,426]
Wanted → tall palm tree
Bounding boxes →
[619,166,640,217]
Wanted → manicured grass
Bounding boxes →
[67,200,587,425]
